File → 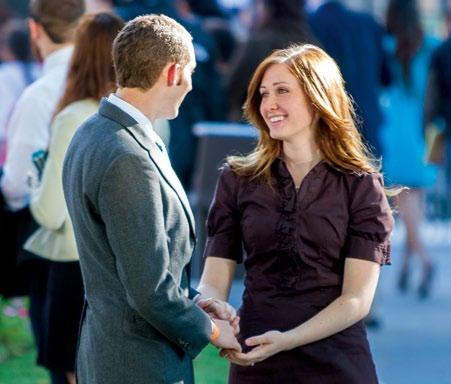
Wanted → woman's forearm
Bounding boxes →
[197,257,237,302]
[283,294,371,351]
[196,282,229,302]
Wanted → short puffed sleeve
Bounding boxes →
[203,165,243,263]
[344,173,394,265]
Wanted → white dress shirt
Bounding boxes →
[0,46,73,211]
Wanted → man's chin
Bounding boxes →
[166,109,179,120]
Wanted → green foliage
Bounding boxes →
[0,299,34,363]
[194,344,229,384]
[0,298,49,383]
[0,350,49,384]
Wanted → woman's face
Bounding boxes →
[259,63,315,143]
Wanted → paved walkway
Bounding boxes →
[368,221,451,384]
[221,220,451,384]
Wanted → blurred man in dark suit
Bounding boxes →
[310,0,391,156]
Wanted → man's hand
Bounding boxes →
[197,298,240,334]
[210,319,242,352]
[220,330,289,366]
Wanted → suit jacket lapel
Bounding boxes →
[98,99,196,238]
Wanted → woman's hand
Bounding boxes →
[221,330,290,366]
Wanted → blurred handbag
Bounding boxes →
[425,123,445,165]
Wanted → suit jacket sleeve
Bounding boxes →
[98,152,211,358]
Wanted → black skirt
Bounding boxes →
[37,260,84,372]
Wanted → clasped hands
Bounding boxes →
[197,298,289,366]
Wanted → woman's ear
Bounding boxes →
[310,110,320,128]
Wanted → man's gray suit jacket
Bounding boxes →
[63,99,212,384]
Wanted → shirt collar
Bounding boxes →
[107,93,164,147]
[42,45,74,75]
[108,93,152,128]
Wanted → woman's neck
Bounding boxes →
[282,137,322,188]
[282,136,321,166]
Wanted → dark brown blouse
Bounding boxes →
[204,158,393,384]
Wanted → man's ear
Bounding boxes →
[28,18,42,41]
[166,63,181,86]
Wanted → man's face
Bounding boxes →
[166,42,196,119]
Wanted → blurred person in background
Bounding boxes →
[23,13,124,384]
[2,0,29,17]
[0,0,85,382]
[181,0,236,76]
[310,0,391,157]
[380,0,440,299]
[425,8,451,216]
[0,18,39,304]
[112,0,175,20]
[0,0,11,30]
[169,0,225,188]
[187,0,226,18]
[85,0,113,12]
[0,18,40,165]
[199,44,394,383]
[226,0,316,122]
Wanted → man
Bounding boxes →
[309,0,390,156]
[63,15,240,384]
[0,0,84,382]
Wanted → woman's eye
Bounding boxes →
[260,92,269,98]
[277,88,288,94]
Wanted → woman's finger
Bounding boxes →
[245,333,269,346]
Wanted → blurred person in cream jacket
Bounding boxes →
[24,13,124,384]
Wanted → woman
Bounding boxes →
[24,12,124,384]
[381,0,439,298]
[198,45,394,383]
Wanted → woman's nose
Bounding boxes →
[264,94,278,110]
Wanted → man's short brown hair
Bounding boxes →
[29,0,85,44]
[112,14,193,90]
